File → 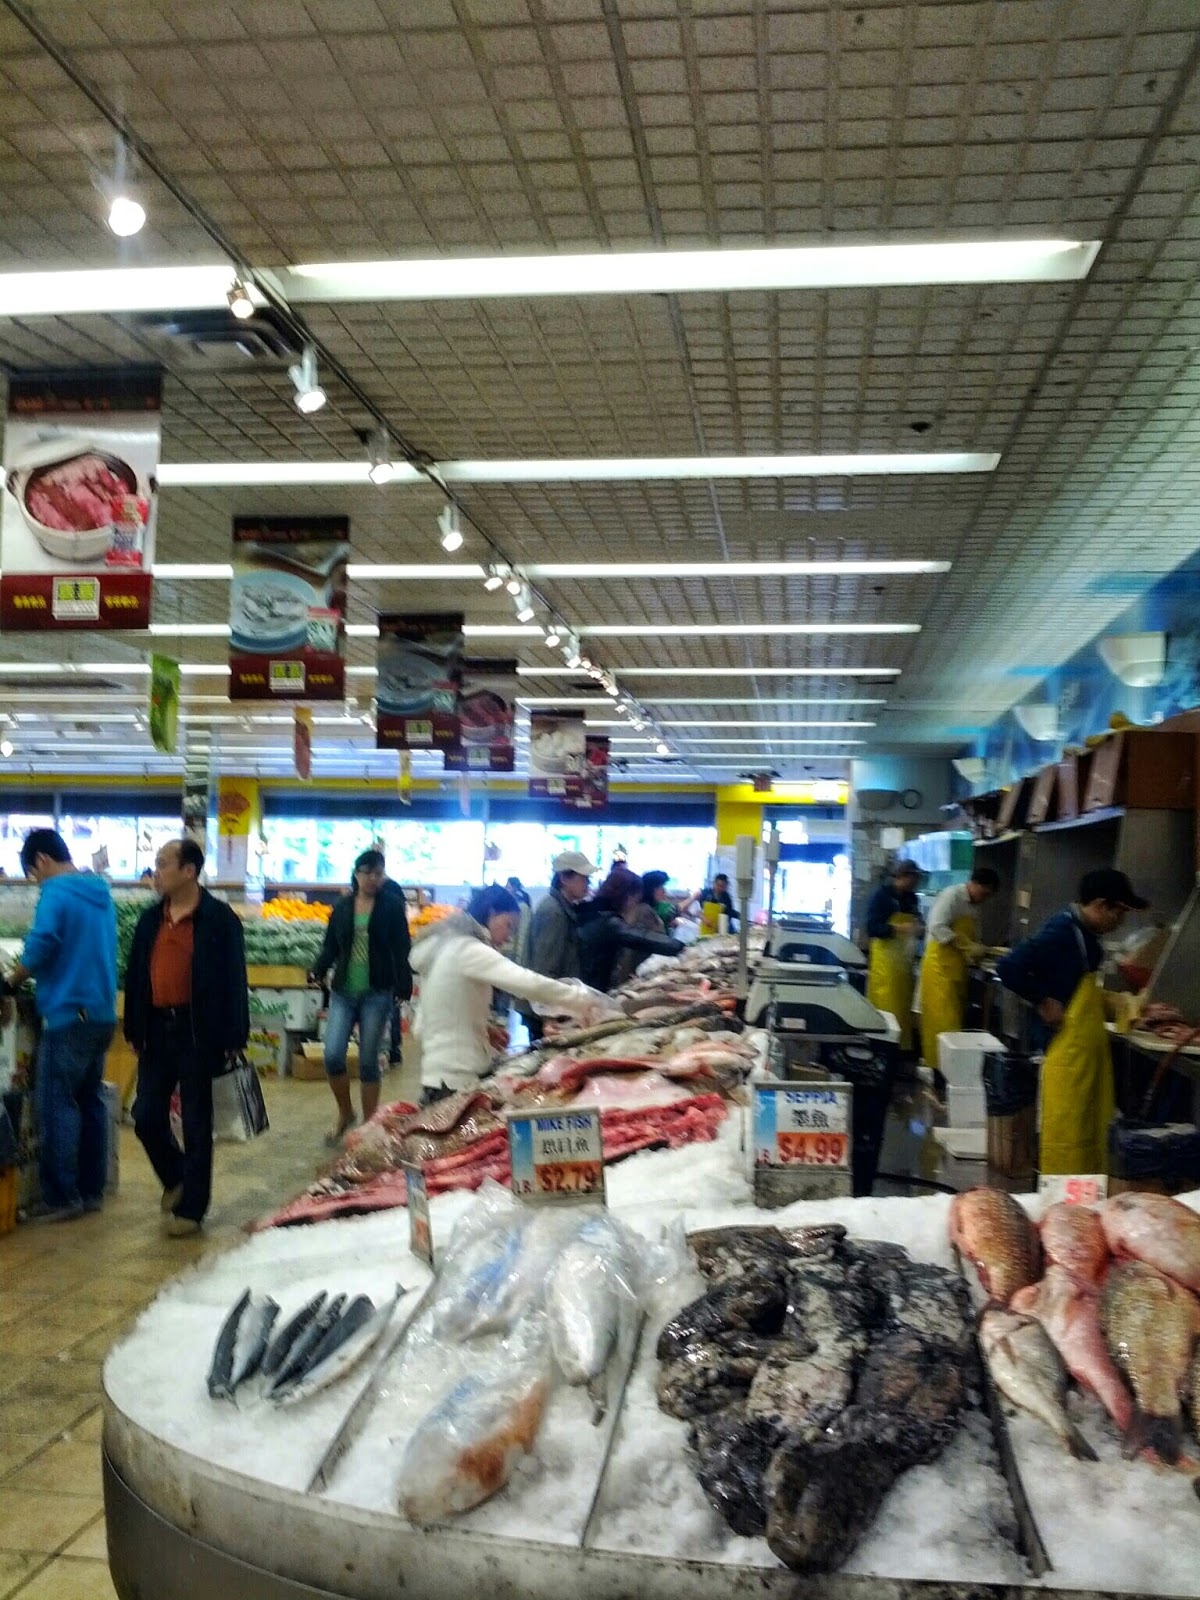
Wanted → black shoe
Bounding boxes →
[82,1197,104,1214]
[21,1201,84,1225]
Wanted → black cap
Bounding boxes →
[1079,868,1148,910]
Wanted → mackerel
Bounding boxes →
[207,1289,251,1399]
[261,1292,326,1381]
[274,1289,402,1407]
[268,1294,347,1394]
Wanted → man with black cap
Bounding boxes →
[997,867,1147,1176]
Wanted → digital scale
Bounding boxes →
[762,920,869,993]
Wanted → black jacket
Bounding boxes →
[866,883,921,940]
[124,889,250,1058]
[312,889,412,1000]
[579,912,683,993]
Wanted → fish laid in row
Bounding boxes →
[207,1287,401,1406]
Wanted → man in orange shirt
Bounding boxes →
[124,838,248,1236]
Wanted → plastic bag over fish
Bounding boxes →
[531,977,625,1026]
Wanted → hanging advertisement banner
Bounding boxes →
[375,612,463,750]
[149,654,181,754]
[0,367,161,630]
[444,658,518,773]
[293,707,313,780]
[228,516,349,701]
[528,710,586,798]
[573,734,610,808]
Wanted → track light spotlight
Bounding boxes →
[227,275,254,320]
[483,562,507,592]
[367,425,394,485]
[287,344,326,413]
[438,503,464,552]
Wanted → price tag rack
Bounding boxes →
[752,1078,853,1207]
[1037,1173,1107,1206]
[507,1106,606,1204]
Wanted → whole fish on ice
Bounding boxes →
[949,1188,1040,1305]
[545,1216,632,1418]
[1100,1260,1198,1463]
[1012,1266,1132,1435]
[273,1289,402,1406]
[1040,1203,1108,1290]
[260,1292,326,1383]
[1100,1192,1200,1293]
[980,1308,1097,1459]
[267,1293,346,1397]
[207,1290,280,1400]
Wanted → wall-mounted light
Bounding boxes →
[1097,631,1167,689]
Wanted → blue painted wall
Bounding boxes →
[970,554,1200,789]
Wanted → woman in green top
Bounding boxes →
[310,849,412,1146]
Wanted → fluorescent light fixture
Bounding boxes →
[0,265,244,318]
[532,560,950,578]
[672,737,866,747]
[287,344,327,414]
[438,503,464,552]
[661,719,874,728]
[283,240,1098,302]
[517,665,899,679]
[107,195,145,237]
[226,275,255,320]
[660,697,887,706]
[580,623,918,637]
[155,453,997,487]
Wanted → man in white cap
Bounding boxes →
[523,849,597,1040]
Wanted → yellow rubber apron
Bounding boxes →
[868,912,917,1053]
[919,912,976,1069]
[1038,949,1114,1177]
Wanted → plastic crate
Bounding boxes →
[947,1085,987,1127]
[938,1031,1005,1088]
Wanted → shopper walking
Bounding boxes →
[12,830,117,1223]
[124,838,249,1237]
[412,885,602,1105]
[523,849,596,1040]
[582,866,683,991]
[310,849,412,1145]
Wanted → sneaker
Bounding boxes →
[160,1183,184,1214]
[82,1197,104,1214]
[165,1215,202,1239]
[22,1201,84,1225]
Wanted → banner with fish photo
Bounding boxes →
[573,734,610,808]
[528,710,586,798]
[229,515,350,701]
[375,612,464,751]
[0,367,161,630]
[444,658,518,773]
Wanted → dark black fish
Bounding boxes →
[656,1272,785,1364]
[207,1289,251,1399]
[764,1426,904,1573]
[690,1405,782,1536]
[656,1330,775,1420]
[261,1292,327,1380]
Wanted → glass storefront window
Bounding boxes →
[0,814,55,877]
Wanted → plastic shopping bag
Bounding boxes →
[212,1056,270,1144]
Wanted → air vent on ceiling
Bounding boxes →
[133,306,303,367]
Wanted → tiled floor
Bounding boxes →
[0,1058,419,1600]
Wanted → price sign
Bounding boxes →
[52,576,100,622]
[752,1080,853,1206]
[508,1107,605,1205]
[270,659,305,694]
[1038,1173,1107,1207]
[402,1162,434,1265]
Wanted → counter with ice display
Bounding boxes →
[102,1118,1200,1600]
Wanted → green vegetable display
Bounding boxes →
[241,921,324,969]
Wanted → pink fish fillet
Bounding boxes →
[1039,1202,1109,1291]
[1100,1193,1200,1293]
[1012,1265,1133,1435]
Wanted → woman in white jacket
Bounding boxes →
[410,885,599,1104]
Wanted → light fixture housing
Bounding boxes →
[483,562,508,592]
[368,426,394,485]
[287,344,327,414]
[226,275,254,320]
[1097,632,1167,688]
[656,741,670,757]
[544,626,561,649]
[438,503,464,553]
[514,584,535,624]
[505,570,523,596]
[0,738,13,758]
[107,194,145,237]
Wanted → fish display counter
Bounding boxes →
[101,1118,1200,1600]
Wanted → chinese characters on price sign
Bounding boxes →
[1037,1173,1108,1207]
[402,1162,433,1265]
[508,1108,605,1205]
[752,1081,853,1205]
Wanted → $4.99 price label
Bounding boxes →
[508,1107,605,1204]
[754,1083,851,1170]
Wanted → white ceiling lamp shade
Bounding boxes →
[543,625,561,649]
[514,583,536,624]
[483,562,508,592]
[437,503,464,553]
[226,275,255,320]
[367,426,394,486]
[106,194,146,237]
[1013,703,1061,743]
[1097,632,1167,688]
[287,344,327,414]
[282,239,1099,302]
[952,757,988,784]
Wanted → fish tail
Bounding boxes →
[1061,1419,1098,1462]
[1124,1407,1182,1465]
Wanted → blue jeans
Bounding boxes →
[324,990,391,1085]
[35,1019,114,1210]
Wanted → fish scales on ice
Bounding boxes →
[1012,1266,1133,1436]
[1100,1192,1200,1293]
[1040,1202,1108,1291]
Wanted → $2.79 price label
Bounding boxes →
[508,1107,605,1204]
[754,1083,851,1170]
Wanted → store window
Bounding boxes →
[0,813,55,877]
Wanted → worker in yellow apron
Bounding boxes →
[865,861,923,1054]
[996,867,1145,1175]
[919,867,1001,1073]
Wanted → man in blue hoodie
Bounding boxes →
[12,829,117,1223]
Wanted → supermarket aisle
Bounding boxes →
[0,1063,417,1600]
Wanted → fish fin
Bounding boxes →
[1063,1421,1098,1462]
[587,1371,608,1425]
[1123,1407,1182,1465]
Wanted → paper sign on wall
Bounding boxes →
[0,368,161,630]
[375,613,464,750]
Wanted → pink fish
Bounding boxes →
[1100,1193,1200,1293]
[1040,1203,1108,1290]
[1012,1265,1132,1435]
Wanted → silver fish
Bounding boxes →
[229,1295,280,1392]
[270,1295,374,1402]
[980,1309,1097,1460]
[268,1293,346,1395]
[546,1219,629,1418]
[274,1290,402,1407]
[207,1289,251,1399]
[261,1291,326,1381]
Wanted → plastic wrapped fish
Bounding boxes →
[545,1215,635,1418]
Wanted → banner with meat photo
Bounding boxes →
[229,515,349,701]
[528,710,586,798]
[0,367,162,630]
[444,658,518,773]
[573,734,610,808]
[376,612,464,751]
